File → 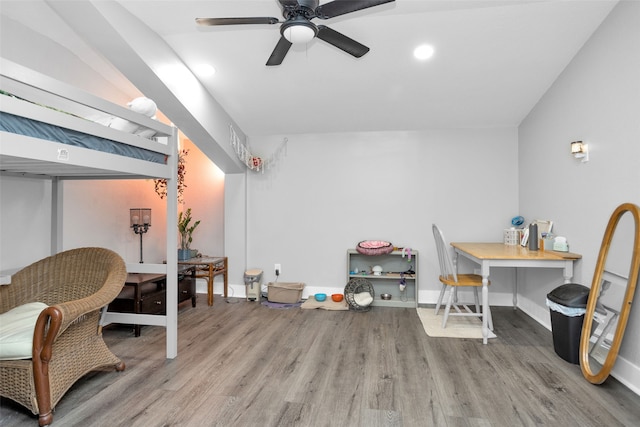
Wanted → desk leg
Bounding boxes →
[513,268,518,309]
[223,258,228,298]
[223,271,228,298]
[563,260,574,284]
[482,264,490,345]
[208,264,214,306]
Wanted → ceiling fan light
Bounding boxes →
[283,23,316,44]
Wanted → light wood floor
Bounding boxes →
[2,298,639,426]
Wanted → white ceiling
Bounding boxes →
[1,0,618,138]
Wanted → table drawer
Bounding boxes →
[108,297,135,313]
[140,290,166,314]
[178,277,196,304]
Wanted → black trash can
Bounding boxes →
[546,283,591,364]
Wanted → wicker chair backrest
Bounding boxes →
[0,247,126,313]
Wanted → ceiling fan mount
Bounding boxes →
[281,0,318,20]
[195,0,395,66]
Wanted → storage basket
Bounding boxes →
[267,282,305,303]
[503,228,521,246]
[344,278,375,311]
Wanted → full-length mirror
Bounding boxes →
[580,203,640,384]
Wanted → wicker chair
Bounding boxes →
[0,247,127,426]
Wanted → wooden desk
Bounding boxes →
[450,242,582,344]
[178,256,228,306]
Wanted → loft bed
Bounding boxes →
[0,58,180,359]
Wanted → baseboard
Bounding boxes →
[418,289,526,308]
[195,279,247,299]
[516,295,552,331]
[517,295,640,396]
[611,355,640,395]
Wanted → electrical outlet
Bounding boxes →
[275,264,281,276]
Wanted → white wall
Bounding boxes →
[0,175,52,271]
[181,138,225,258]
[224,173,248,296]
[246,128,519,300]
[518,0,640,392]
[181,138,226,295]
[58,137,225,293]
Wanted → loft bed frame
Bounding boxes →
[0,58,180,359]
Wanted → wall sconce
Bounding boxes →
[130,208,151,263]
[571,141,589,163]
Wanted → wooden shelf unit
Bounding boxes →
[347,249,418,308]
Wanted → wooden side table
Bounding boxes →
[178,256,228,306]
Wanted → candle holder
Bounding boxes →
[130,208,151,263]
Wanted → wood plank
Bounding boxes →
[1,302,639,426]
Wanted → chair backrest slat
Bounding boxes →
[432,224,458,283]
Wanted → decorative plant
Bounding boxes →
[155,148,189,203]
[178,208,200,250]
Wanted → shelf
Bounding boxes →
[347,249,418,308]
[349,273,415,280]
[373,296,416,308]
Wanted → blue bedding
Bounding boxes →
[0,111,166,164]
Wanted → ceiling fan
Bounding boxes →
[196,0,395,66]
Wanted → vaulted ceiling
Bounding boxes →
[1,1,617,140]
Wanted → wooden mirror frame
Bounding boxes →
[580,203,640,384]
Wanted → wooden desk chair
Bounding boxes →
[432,224,493,329]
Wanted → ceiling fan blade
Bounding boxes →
[315,0,395,19]
[195,17,280,26]
[316,25,369,58]
[266,36,293,66]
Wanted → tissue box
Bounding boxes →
[553,237,569,252]
[553,241,569,252]
[267,282,305,303]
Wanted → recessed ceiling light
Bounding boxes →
[193,64,216,77]
[414,44,435,61]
